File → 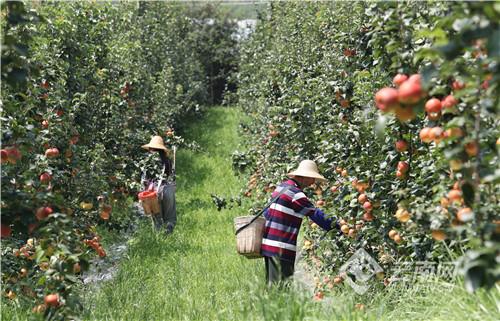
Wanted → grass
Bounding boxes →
[84,106,263,320]
[2,106,498,320]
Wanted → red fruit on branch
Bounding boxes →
[443,127,464,139]
[452,80,465,91]
[419,127,433,143]
[41,79,50,89]
[393,74,408,87]
[397,161,409,173]
[358,193,367,204]
[35,207,53,220]
[481,74,492,90]
[448,189,462,203]
[100,204,112,220]
[314,291,324,301]
[44,293,60,307]
[464,141,479,157]
[45,148,60,158]
[442,95,458,109]
[343,48,356,57]
[408,74,422,83]
[394,105,416,122]
[395,140,408,152]
[430,127,444,141]
[0,149,8,164]
[42,120,49,129]
[363,201,372,211]
[398,79,422,104]
[363,212,374,221]
[97,247,106,257]
[6,147,22,164]
[425,98,442,113]
[340,99,350,108]
[457,207,474,222]
[375,87,399,112]
[40,172,52,184]
[1,224,12,238]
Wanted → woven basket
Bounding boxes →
[138,190,161,216]
[234,216,266,259]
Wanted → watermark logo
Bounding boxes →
[339,248,383,294]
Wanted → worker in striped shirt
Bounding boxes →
[261,160,339,286]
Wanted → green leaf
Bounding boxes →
[446,117,466,128]
[487,28,500,57]
[436,41,463,60]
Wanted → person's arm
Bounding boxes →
[309,208,340,231]
[263,208,270,220]
[289,192,339,231]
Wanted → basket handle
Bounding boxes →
[235,185,291,235]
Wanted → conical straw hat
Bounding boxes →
[141,136,168,152]
[287,160,327,183]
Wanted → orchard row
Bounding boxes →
[236,1,499,295]
[1,1,237,318]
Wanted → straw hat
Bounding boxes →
[141,136,169,152]
[288,160,327,183]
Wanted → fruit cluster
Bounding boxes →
[375,74,424,122]
[83,236,107,258]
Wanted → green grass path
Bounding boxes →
[86,107,499,321]
[87,107,265,320]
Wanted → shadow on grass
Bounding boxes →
[127,222,203,258]
[175,150,211,192]
[184,197,211,209]
[177,107,233,151]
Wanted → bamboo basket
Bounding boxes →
[234,216,266,259]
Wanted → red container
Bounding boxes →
[138,190,160,215]
[138,190,157,200]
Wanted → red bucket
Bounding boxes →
[138,190,157,200]
[138,190,160,215]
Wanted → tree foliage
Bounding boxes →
[237,1,499,293]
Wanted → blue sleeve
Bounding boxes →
[309,208,340,231]
[263,208,270,220]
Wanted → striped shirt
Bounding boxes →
[261,179,316,262]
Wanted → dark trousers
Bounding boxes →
[264,256,294,287]
[152,183,176,234]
